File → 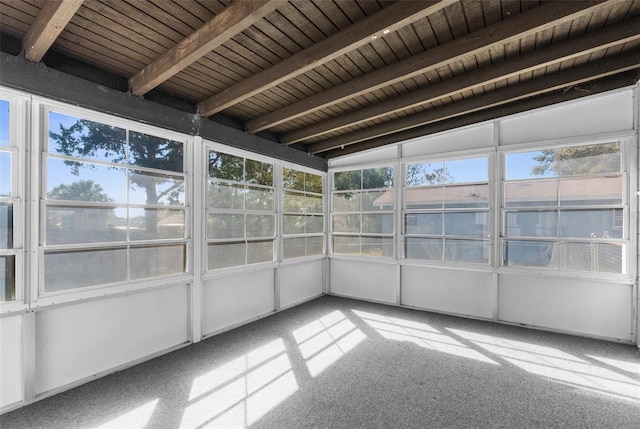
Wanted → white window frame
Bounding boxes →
[280,162,326,262]
[498,135,635,282]
[329,162,397,260]
[203,142,279,275]
[0,88,28,312]
[401,152,492,267]
[34,99,192,303]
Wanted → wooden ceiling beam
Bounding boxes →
[283,16,640,145]
[129,0,284,97]
[322,71,640,159]
[307,50,640,154]
[196,0,456,117]
[246,0,609,134]
[22,0,84,62]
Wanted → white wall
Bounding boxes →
[329,86,638,343]
[35,285,189,396]
[279,260,324,309]
[0,314,24,409]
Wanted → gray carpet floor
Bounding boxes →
[2,295,639,429]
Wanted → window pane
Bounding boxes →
[444,184,488,208]
[405,213,442,235]
[362,190,392,211]
[333,235,360,255]
[546,242,623,273]
[362,214,393,234]
[406,162,445,186]
[44,248,127,292]
[306,236,324,256]
[130,208,184,240]
[47,158,126,203]
[208,242,245,269]
[504,241,553,268]
[306,194,323,213]
[559,209,622,239]
[46,206,126,244]
[246,214,274,238]
[246,186,274,210]
[284,235,324,258]
[444,239,488,263]
[129,132,183,173]
[208,181,244,209]
[362,236,393,257]
[0,151,10,196]
[284,191,305,212]
[284,215,305,235]
[306,215,324,234]
[558,176,622,206]
[1,255,15,301]
[506,143,620,179]
[405,237,442,260]
[363,167,393,189]
[504,180,558,207]
[333,214,360,233]
[48,112,126,163]
[283,168,304,190]
[129,170,184,206]
[505,210,557,237]
[405,187,443,209]
[283,237,305,259]
[208,152,243,181]
[245,159,273,185]
[0,100,8,147]
[247,239,273,264]
[0,202,12,248]
[333,192,360,212]
[207,213,244,239]
[334,170,361,191]
[445,212,488,237]
[444,158,488,183]
[305,173,323,193]
[130,245,185,280]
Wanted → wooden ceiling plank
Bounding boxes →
[307,49,640,154]
[129,0,284,96]
[196,0,456,117]
[246,0,610,134]
[323,70,639,158]
[22,0,84,62]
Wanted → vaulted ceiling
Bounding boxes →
[1,0,639,159]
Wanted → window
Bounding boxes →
[44,111,187,293]
[502,142,626,273]
[403,157,490,263]
[331,167,394,257]
[206,150,275,270]
[1,99,18,301]
[282,167,324,259]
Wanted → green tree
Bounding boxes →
[531,143,620,176]
[49,119,184,231]
[48,179,113,202]
[406,163,452,186]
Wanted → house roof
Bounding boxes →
[1,0,639,160]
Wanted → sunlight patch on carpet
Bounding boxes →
[180,338,298,429]
[353,310,498,365]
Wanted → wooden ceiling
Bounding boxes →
[1,0,639,159]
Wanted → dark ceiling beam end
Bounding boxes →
[245,0,610,134]
[282,15,640,145]
[22,0,84,62]
[196,0,455,118]
[129,0,284,97]
[323,70,640,159]
[308,50,640,154]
